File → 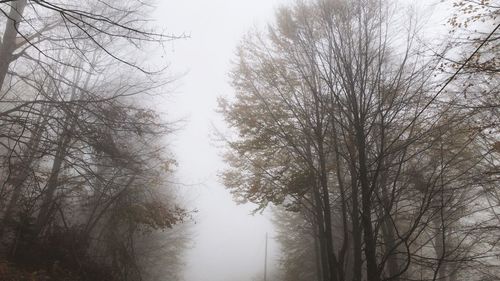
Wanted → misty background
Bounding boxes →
[156,1,286,281]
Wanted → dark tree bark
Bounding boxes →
[0,0,27,89]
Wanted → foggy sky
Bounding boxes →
[155,1,287,281]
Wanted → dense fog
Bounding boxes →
[0,0,499,281]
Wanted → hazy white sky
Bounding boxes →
[154,1,287,281]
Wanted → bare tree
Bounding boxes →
[0,1,189,280]
[220,1,500,281]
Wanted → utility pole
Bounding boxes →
[264,232,268,281]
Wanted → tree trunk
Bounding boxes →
[318,143,341,281]
[0,0,27,89]
[433,215,447,281]
[350,164,363,281]
[381,217,400,280]
[313,184,332,281]
[35,129,71,234]
[314,213,324,281]
[379,171,401,281]
[356,126,381,281]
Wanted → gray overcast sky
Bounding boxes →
[154,1,287,281]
